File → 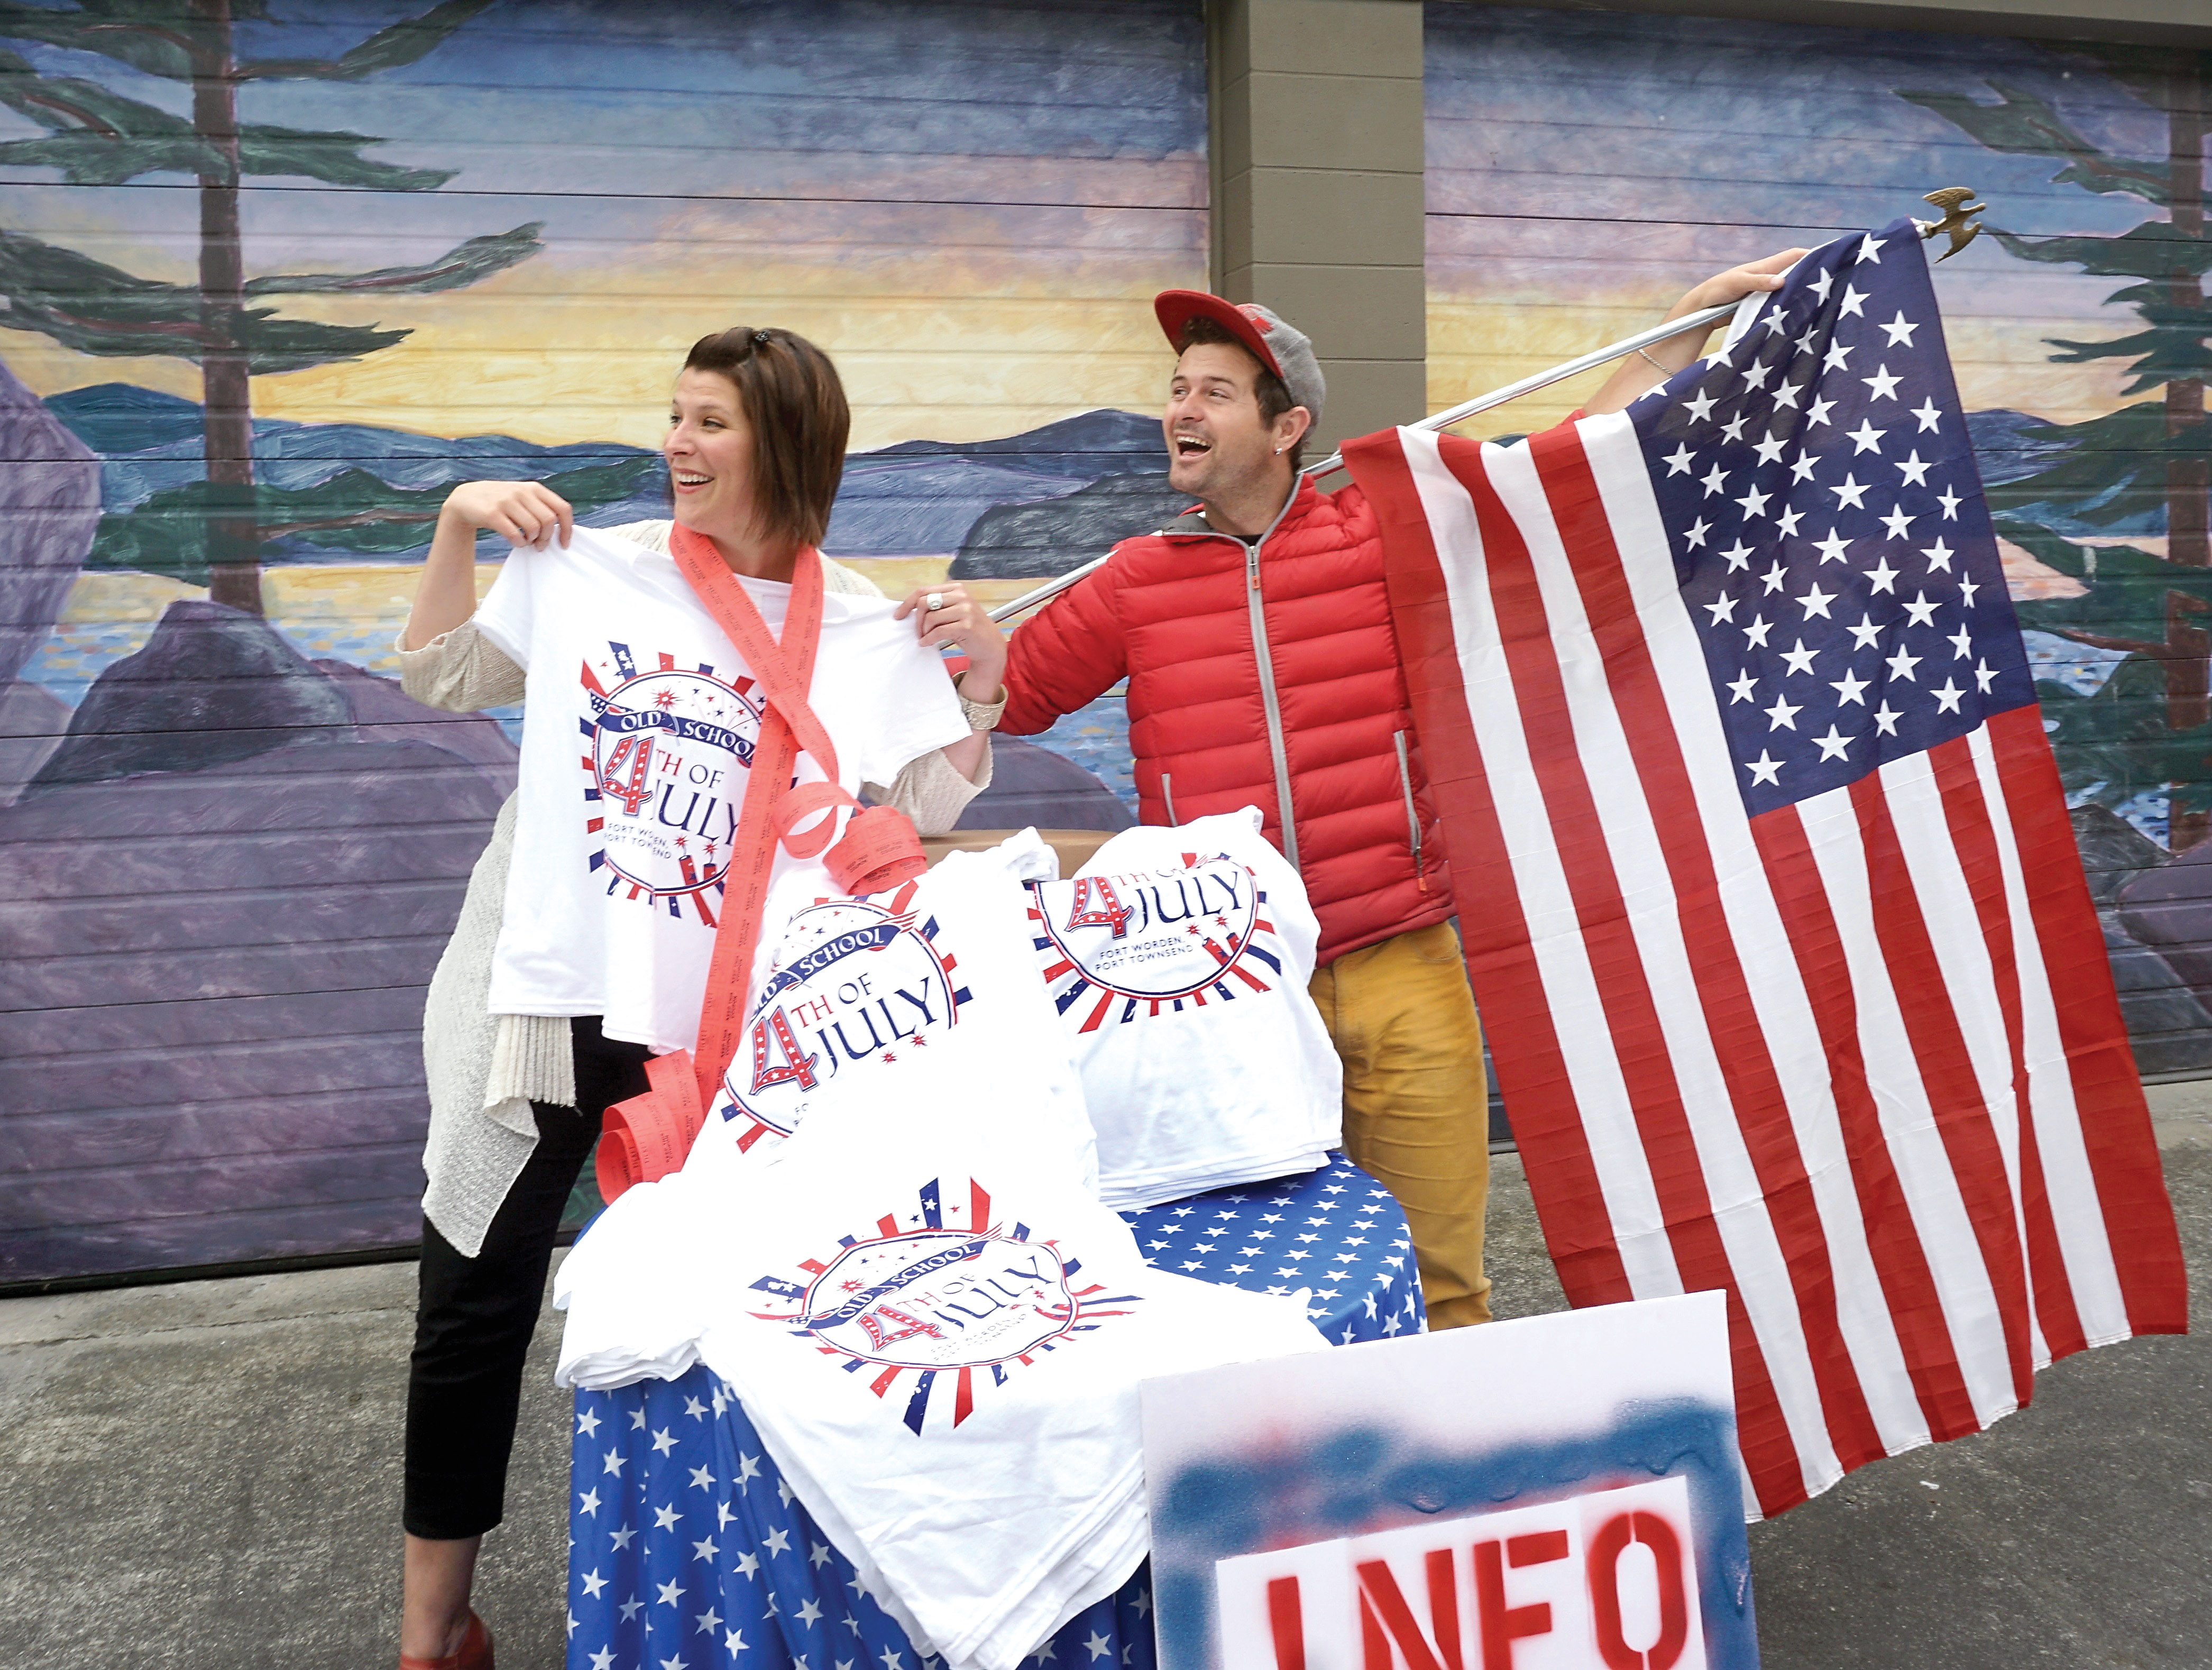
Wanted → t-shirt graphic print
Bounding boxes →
[1032,851,1282,1030]
[721,879,969,1150]
[743,1173,1139,1436]
[690,832,1098,1190]
[1029,809,1343,1209]
[579,641,760,923]
[470,526,968,1054]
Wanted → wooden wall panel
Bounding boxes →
[0,0,1194,1284]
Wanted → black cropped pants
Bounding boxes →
[402,1015,650,1540]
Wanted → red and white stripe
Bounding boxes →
[1347,417,2187,1517]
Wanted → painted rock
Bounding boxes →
[0,362,102,689]
[0,620,516,1283]
[950,471,1194,580]
[954,734,1133,833]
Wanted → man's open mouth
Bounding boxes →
[1173,435,1211,459]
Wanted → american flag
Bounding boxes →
[1344,221,2188,1517]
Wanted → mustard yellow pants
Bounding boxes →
[1308,922,1493,1328]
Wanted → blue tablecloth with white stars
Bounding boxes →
[565,1152,1421,1669]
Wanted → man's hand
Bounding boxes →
[895,582,1007,703]
[1673,247,1812,317]
[1586,246,1812,415]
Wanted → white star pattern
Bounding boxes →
[1647,233,2028,812]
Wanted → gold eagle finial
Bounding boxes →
[1915,187,1985,262]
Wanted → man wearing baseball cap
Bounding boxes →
[982,258,1797,1327]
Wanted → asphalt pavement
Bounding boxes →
[3,1096,2205,1670]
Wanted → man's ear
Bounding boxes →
[1278,405,1314,451]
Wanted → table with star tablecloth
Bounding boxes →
[565,1152,1422,1669]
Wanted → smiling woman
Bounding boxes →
[388,325,1007,1669]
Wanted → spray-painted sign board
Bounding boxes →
[1140,1291,1757,1669]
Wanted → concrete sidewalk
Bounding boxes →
[4,1100,2205,1670]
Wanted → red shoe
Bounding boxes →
[399,1611,493,1670]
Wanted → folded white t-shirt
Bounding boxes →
[686,831,1096,1193]
[1027,808,1343,1207]
[471,526,968,1053]
[553,1182,711,1389]
[558,1039,1325,1670]
[689,1045,1328,1670]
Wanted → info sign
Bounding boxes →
[1139,1291,1757,1670]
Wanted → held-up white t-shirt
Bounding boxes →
[685,830,1099,1192]
[471,527,967,1053]
[1029,808,1344,1208]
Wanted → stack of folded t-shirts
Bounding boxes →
[1025,807,1343,1209]
[557,1003,1325,1670]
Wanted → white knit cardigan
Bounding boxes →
[398,523,997,1254]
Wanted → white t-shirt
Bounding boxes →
[1029,808,1343,1208]
[685,831,1099,1192]
[470,526,968,1053]
[557,1041,1325,1670]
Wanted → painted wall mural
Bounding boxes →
[0,0,1200,1284]
[1426,7,2212,1079]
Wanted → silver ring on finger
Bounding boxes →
[925,591,945,612]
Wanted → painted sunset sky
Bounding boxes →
[0,0,1208,452]
[1426,6,2168,434]
[4,2,2173,464]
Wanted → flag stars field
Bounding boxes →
[1629,229,2036,810]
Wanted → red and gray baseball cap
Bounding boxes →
[1154,290,1326,428]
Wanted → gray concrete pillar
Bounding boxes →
[1207,0,1428,454]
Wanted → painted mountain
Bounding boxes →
[49,385,1173,573]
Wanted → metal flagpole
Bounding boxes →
[983,296,1739,624]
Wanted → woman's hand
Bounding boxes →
[439,479,575,550]
[895,582,1007,703]
[1585,246,1812,415]
[401,481,577,650]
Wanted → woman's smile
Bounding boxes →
[666,368,756,532]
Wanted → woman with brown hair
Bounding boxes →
[391,326,1008,1669]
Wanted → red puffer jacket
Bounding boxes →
[998,475,1454,964]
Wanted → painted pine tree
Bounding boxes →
[0,0,549,613]
[1901,48,2212,847]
